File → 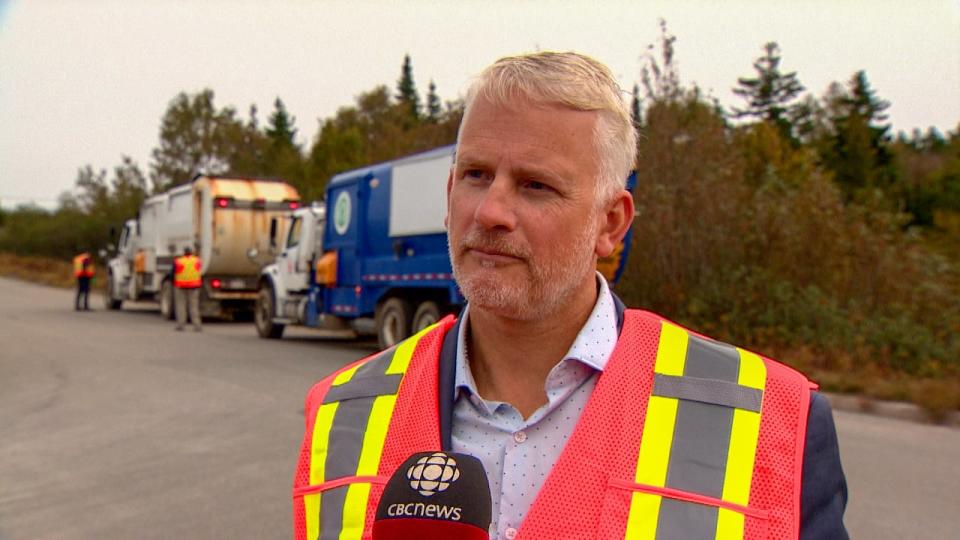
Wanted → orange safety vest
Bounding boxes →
[73,253,95,278]
[174,255,202,288]
[293,310,812,540]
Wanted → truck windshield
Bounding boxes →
[286,217,301,249]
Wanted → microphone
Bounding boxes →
[373,451,492,540]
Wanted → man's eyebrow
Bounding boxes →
[513,164,566,184]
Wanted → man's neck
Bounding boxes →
[466,279,598,419]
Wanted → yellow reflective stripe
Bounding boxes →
[624,322,689,538]
[715,350,767,540]
[654,322,689,375]
[386,322,437,375]
[339,394,399,540]
[736,349,767,390]
[624,491,663,540]
[624,395,679,539]
[336,328,429,540]
[306,401,340,540]
[304,494,320,540]
[332,364,362,386]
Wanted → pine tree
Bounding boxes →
[825,71,896,198]
[426,80,442,123]
[266,98,297,145]
[732,42,804,142]
[396,54,421,122]
[631,84,643,129]
[262,97,303,186]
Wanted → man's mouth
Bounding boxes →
[467,247,523,264]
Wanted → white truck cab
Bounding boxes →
[256,203,326,337]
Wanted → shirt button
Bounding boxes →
[513,431,527,443]
[504,527,518,539]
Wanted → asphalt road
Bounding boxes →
[1,277,957,539]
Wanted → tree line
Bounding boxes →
[2,27,958,403]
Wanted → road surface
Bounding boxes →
[1,277,957,539]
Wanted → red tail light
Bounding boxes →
[215,197,230,208]
[211,278,222,289]
[288,201,300,210]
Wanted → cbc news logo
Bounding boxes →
[406,452,460,497]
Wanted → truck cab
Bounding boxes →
[104,219,138,309]
[255,204,326,337]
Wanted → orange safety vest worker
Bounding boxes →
[293,310,813,540]
[174,255,202,288]
[72,253,95,278]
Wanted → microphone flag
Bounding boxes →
[373,451,492,539]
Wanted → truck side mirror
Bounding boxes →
[269,218,278,248]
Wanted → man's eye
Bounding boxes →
[463,169,486,180]
[525,180,550,191]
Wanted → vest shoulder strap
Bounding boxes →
[518,309,811,540]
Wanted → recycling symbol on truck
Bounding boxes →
[334,191,351,235]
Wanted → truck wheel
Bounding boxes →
[160,280,175,320]
[255,286,285,339]
[412,301,441,333]
[376,297,413,349]
[104,273,122,310]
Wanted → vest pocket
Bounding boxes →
[597,479,770,539]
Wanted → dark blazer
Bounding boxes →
[436,296,849,539]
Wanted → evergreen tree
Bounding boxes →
[396,54,421,122]
[732,42,804,142]
[262,97,304,186]
[426,80,442,123]
[631,84,643,129]
[266,97,298,145]
[826,70,896,198]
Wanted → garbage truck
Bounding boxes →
[103,175,300,319]
[254,145,636,348]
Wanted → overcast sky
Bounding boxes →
[2,0,958,209]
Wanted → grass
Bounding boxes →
[0,252,77,288]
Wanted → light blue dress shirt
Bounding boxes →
[451,274,619,540]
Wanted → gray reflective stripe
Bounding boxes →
[322,374,403,404]
[656,334,740,539]
[317,347,399,539]
[653,373,763,412]
[321,395,376,538]
[658,498,718,540]
[320,485,351,540]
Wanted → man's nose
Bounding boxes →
[473,176,517,232]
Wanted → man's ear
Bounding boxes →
[444,169,453,228]
[595,190,635,258]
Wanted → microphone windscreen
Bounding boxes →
[373,451,492,540]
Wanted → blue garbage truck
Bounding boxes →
[255,145,635,348]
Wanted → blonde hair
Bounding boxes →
[458,51,637,203]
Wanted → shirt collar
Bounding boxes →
[454,272,619,400]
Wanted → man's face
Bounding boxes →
[447,94,604,321]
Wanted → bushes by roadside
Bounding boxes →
[0,252,85,289]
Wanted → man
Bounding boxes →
[173,246,202,332]
[72,252,94,311]
[293,52,848,540]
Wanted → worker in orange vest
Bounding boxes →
[72,252,94,311]
[173,246,202,331]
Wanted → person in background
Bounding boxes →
[293,51,848,540]
[173,246,202,332]
[72,252,94,311]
